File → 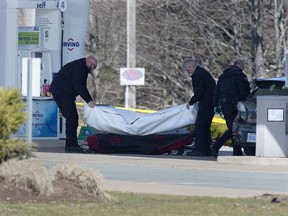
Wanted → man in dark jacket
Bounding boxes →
[211,58,251,158]
[182,59,216,156]
[50,56,97,153]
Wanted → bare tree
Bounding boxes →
[273,0,286,76]
[135,0,252,108]
[249,0,264,78]
[86,0,288,110]
[87,0,127,106]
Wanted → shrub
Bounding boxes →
[0,158,54,195]
[53,163,112,201]
[211,121,231,146]
[0,88,32,162]
[0,88,26,139]
[0,159,112,200]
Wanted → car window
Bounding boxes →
[247,78,286,101]
[250,85,288,101]
[255,79,285,88]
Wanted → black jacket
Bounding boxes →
[189,66,216,106]
[215,65,250,106]
[50,58,93,103]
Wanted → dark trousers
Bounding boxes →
[214,102,242,155]
[52,94,79,147]
[194,105,214,155]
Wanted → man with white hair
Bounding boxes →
[50,56,97,153]
[182,59,216,156]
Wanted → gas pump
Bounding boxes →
[0,0,90,140]
[30,49,53,96]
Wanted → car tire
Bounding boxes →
[169,148,185,156]
[243,146,255,156]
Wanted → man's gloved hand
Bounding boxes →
[214,106,222,114]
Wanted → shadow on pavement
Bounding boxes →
[33,139,233,161]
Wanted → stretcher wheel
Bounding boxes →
[169,148,185,156]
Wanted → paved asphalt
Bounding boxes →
[34,140,288,198]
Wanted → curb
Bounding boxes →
[218,156,288,166]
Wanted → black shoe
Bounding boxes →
[65,145,84,153]
[205,150,212,157]
[233,146,243,156]
[210,145,218,159]
[186,151,206,156]
[233,152,244,156]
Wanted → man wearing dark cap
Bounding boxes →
[211,58,251,158]
[50,56,97,153]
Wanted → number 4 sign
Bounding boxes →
[58,0,68,12]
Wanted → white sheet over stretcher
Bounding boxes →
[83,103,198,136]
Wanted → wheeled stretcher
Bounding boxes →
[83,103,198,154]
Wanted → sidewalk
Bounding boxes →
[32,139,288,198]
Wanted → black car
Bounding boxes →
[232,76,288,156]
